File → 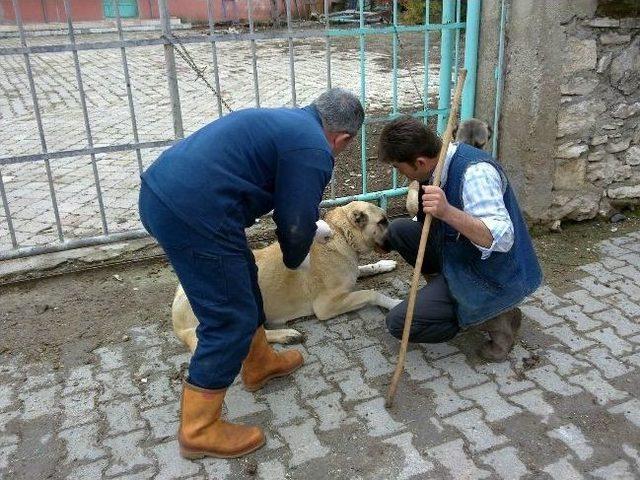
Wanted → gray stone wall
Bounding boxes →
[475,0,639,223]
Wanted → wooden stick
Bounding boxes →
[385,69,467,409]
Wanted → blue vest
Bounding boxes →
[438,143,542,327]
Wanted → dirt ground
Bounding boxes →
[1,207,639,371]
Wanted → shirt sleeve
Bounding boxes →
[462,162,514,259]
[273,148,333,269]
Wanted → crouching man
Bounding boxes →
[379,116,542,360]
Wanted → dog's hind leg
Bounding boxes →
[313,290,401,320]
[176,328,198,353]
[358,260,397,278]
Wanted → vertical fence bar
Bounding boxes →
[391,0,398,189]
[453,0,461,91]
[0,169,18,248]
[422,0,430,124]
[63,0,109,235]
[113,0,144,174]
[359,0,367,194]
[207,0,224,118]
[461,0,481,120]
[159,0,184,138]
[437,0,455,133]
[13,0,64,242]
[492,0,506,154]
[325,0,336,199]
[247,0,261,107]
[285,0,297,106]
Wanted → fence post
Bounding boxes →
[461,0,481,120]
[437,0,455,134]
[159,0,184,139]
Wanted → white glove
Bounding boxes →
[314,219,333,244]
[296,253,310,270]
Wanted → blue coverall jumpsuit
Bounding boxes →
[138,105,333,389]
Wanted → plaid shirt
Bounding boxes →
[438,143,514,259]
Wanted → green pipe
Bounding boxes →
[437,0,456,133]
[461,0,481,120]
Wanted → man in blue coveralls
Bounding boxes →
[139,89,364,459]
[378,116,542,361]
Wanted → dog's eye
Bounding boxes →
[378,218,388,226]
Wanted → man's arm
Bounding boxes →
[421,162,514,257]
[272,148,333,269]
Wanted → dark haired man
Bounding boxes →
[378,116,542,361]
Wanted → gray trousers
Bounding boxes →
[385,219,460,343]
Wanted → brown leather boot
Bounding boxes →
[241,326,304,391]
[178,382,265,459]
[478,308,522,361]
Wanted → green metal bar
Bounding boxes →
[437,0,456,133]
[379,194,389,211]
[321,187,408,208]
[391,0,398,190]
[492,0,506,154]
[453,0,461,93]
[422,0,431,125]
[359,0,367,195]
[326,22,465,37]
[461,0,482,120]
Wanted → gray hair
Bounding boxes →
[312,88,364,136]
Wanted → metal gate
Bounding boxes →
[0,0,484,261]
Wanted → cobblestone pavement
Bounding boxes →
[3,232,640,478]
[0,29,439,252]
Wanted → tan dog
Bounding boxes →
[406,118,492,217]
[172,201,401,350]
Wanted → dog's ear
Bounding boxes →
[349,209,369,228]
[485,122,493,140]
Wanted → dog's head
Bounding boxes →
[326,201,390,254]
[453,118,492,150]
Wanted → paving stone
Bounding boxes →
[568,370,628,405]
[578,263,622,285]
[475,361,535,395]
[419,377,474,417]
[586,328,634,356]
[590,460,634,480]
[94,344,126,371]
[622,444,640,470]
[140,402,179,440]
[404,349,441,382]
[103,430,153,476]
[554,305,602,331]
[621,253,640,269]
[357,344,393,378]
[67,459,108,480]
[610,279,640,301]
[481,446,529,480]
[152,440,200,479]
[225,384,268,420]
[429,439,490,479]
[354,397,403,437]
[129,324,165,349]
[606,293,640,318]
[329,368,379,402]
[432,354,489,390]
[19,385,59,420]
[545,347,591,375]
[258,459,287,480]
[102,398,146,436]
[307,343,350,374]
[443,408,508,453]
[608,399,640,427]
[564,290,608,313]
[547,424,594,461]
[61,390,100,429]
[59,423,106,464]
[0,410,18,446]
[579,347,633,379]
[278,419,330,467]
[263,387,308,426]
[62,365,98,396]
[531,285,567,310]
[96,369,141,402]
[615,265,640,284]
[592,309,640,337]
[459,383,522,422]
[545,325,595,352]
[419,342,459,360]
[298,322,338,347]
[520,305,563,328]
[141,376,176,408]
[525,366,583,397]
[0,444,17,471]
[543,456,585,480]
[306,392,355,432]
[382,432,433,480]
[574,276,618,297]
[0,385,14,412]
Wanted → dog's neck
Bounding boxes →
[323,211,363,262]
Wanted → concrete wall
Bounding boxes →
[476,0,639,223]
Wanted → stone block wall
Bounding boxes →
[552,15,640,221]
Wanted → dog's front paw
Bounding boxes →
[377,294,403,310]
[265,328,306,345]
[375,259,397,273]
